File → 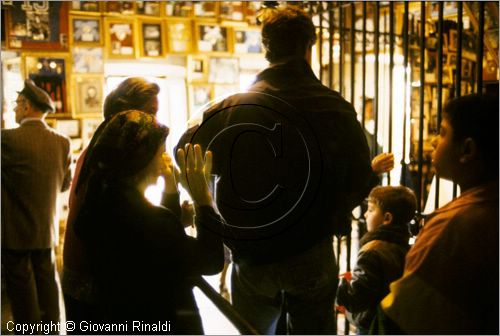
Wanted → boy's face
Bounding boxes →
[364,201,386,232]
[432,117,460,181]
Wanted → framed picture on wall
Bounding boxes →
[81,118,102,147]
[195,23,230,53]
[73,74,104,118]
[105,19,136,58]
[56,119,80,138]
[70,1,101,13]
[219,2,245,21]
[188,55,208,82]
[208,57,239,84]
[4,1,69,51]
[105,1,135,15]
[73,47,103,73]
[23,53,71,117]
[194,2,217,19]
[189,84,213,117]
[139,20,165,57]
[166,19,192,53]
[136,1,161,16]
[70,16,102,46]
[165,1,193,17]
[234,28,262,54]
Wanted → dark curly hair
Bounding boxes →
[368,186,417,227]
[260,6,317,63]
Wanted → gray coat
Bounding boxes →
[2,119,71,249]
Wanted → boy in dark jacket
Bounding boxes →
[336,186,416,334]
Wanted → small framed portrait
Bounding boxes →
[4,1,69,51]
[70,1,101,14]
[105,1,135,15]
[73,74,104,118]
[196,23,231,53]
[139,20,165,58]
[73,47,104,73]
[56,119,81,138]
[194,2,218,19]
[166,19,193,54]
[208,57,240,84]
[70,16,102,46]
[234,28,263,54]
[165,1,194,17]
[189,84,213,117]
[188,55,208,82]
[105,19,137,58]
[136,1,161,16]
[81,118,103,148]
[220,2,245,21]
[23,53,71,117]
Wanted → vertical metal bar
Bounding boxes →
[361,1,367,128]
[417,1,426,213]
[350,2,355,104]
[319,2,324,83]
[328,2,334,89]
[388,1,394,185]
[435,2,444,209]
[453,1,463,199]
[373,2,380,159]
[402,2,409,187]
[339,3,344,96]
[476,2,485,94]
[456,2,463,98]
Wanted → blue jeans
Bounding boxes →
[231,238,338,335]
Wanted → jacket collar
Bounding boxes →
[254,57,319,84]
[20,118,46,127]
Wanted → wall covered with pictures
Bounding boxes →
[1,0,267,143]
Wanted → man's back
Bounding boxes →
[184,58,373,264]
[2,120,71,249]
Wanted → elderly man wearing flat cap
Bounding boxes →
[2,79,72,324]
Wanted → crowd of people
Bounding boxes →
[2,5,498,335]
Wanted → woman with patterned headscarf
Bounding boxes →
[74,110,223,334]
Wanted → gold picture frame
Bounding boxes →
[188,84,213,118]
[233,27,263,54]
[104,1,136,15]
[72,74,104,118]
[70,1,102,15]
[55,119,81,138]
[104,18,137,59]
[188,55,209,83]
[4,1,70,51]
[219,2,245,22]
[166,18,193,54]
[138,19,166,58]
[136,1,162,17]
[193,1,218,19]
[195,22,232,54]
[70,15,103,46]
[81,118,103,148]
[22,52,72,118]
[72,46,104,73]
[164,1,194,17]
